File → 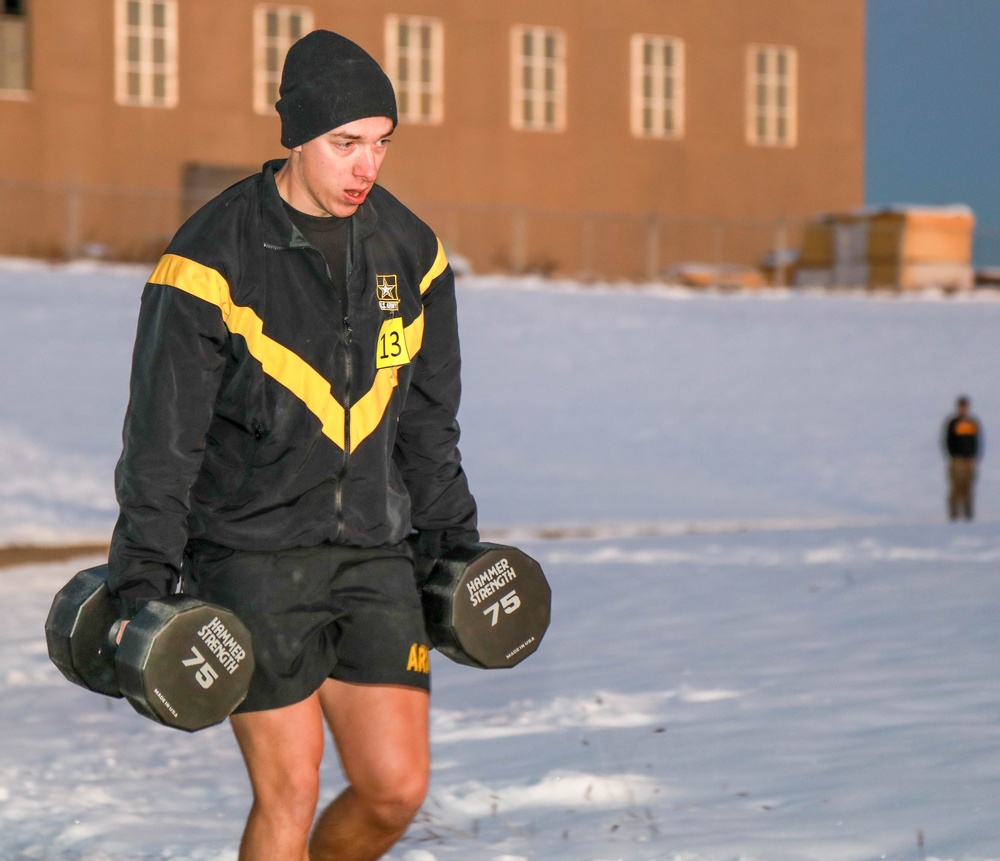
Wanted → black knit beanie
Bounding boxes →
[276,30,398,148]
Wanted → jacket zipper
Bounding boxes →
[335,311,352,537]
[332,226,356,540]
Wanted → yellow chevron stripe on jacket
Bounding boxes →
[149,248,446,452]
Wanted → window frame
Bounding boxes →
[384,14,444,125]
[253,4,313,116]
[510,24,566,133]
[114,0,179,108]
[630,33,685,140]
[0,0,30,97]
[746,43,798,147]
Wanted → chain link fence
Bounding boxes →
[1,178,997,286]
[0,179,208,263]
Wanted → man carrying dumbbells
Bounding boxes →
[107,30,478,860]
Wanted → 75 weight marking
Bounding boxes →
[482,589,521,626]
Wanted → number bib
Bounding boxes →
[376,316,411,369]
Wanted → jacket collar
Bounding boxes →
[260,158,379,250]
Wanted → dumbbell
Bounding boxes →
[45,565,254,732]
[420,542,551,669]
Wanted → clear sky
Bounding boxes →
[866,0,1000,263]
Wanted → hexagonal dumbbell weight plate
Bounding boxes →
[422,542,551,669]
[115,594,255,731]
[45,565,255,732]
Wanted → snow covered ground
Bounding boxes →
[1,259,999,860]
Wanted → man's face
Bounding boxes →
[281,115,394,217]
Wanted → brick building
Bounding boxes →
[0,0,865,279]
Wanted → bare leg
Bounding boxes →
[309,678,430,861]
[230,692,327,861]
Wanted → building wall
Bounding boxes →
[0,0,865,277]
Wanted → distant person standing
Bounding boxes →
[942,395,983,520]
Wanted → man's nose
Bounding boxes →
[356,147,378,181]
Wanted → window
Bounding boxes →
[254,5,312,115]
[510,25,565,132]
[384,15,444,124]
[0,0,29,94]
[630,34,684,139]
[115,0,178,107]
[746,44,797,146]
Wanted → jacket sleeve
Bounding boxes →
[107,275,228,617]
[393,253,479,556]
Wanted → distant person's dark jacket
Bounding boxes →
[943,415,982,459]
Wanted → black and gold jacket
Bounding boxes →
[108,160,478,616]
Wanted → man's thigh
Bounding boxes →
[230,691,327,794]
[318,679,430,795]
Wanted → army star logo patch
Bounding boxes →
[377,274,400,312]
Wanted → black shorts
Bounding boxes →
[182,541,431,713]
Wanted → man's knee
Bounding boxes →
[253,762,322,829]
[357,763,428,831]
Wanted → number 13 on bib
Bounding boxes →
[376,316,411,369]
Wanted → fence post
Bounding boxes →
[65,184,82,259]
[645,212,661,281]
[511,207,527,273]
[579,216,596,280]
[774,220,788,287]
